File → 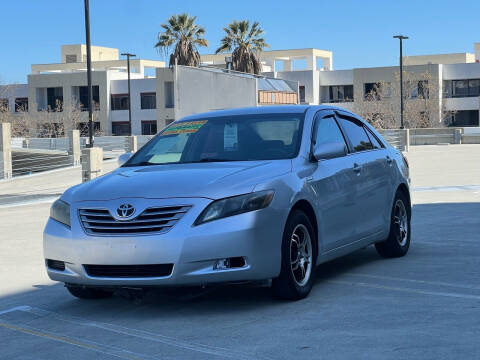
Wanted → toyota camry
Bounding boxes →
[44,105,411,300]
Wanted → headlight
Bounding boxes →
[50,199,71,228]
[194,190,274,225]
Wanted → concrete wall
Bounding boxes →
[61,45,119,63]
[156,66,257,129]
[442,62,480,79]
[403,53,475,66]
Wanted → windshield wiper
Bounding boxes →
[123,161,158,167]
[197,158,232,163]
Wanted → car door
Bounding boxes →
[308,111,363,251]
[335,112,390,238]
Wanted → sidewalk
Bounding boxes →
[0,160,118,206]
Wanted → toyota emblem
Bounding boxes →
[117,203,135,218]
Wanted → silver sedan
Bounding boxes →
[44,105,411,300]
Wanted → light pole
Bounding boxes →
[121,53,136,136]
[393,35,408,129]
[84,0,94,147]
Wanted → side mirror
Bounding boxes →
[117,152,133,166]
[313,142,347,161]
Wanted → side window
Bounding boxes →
[313,116,346,147]
[337,116,373,152]
[365,128,383,149]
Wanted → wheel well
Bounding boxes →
[396,183,411,212]
[291,200,318,257]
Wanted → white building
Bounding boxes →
[2,43,480,137]
[1,44,298,136]
[201,45,480,127]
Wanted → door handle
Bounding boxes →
[386,156,393,165]
[353,163,362,173]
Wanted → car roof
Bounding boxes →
[177,105,353,122]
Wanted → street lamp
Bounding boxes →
[121,52,136,136]
[393,35,409,129]
[84,0,94,147]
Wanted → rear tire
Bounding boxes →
[272,210,316,300]
[66,285,113,299]
[375,191,411,258]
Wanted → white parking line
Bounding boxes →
[346,273,480,291]
[0,320,154,360]
[329,280,480,300]
[0,306,269,360]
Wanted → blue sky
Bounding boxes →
[1,0,479,83]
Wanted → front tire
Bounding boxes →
[375,191,411,258]
[66,285,113,299]
[272,210,316,300]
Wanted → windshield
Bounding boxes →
[124,113,304,166]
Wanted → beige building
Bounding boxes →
[3,43,480,137]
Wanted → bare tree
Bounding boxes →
[354,70,455,129]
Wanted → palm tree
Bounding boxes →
[216,20,269,75]
[155,14,209,67]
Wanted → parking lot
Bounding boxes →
[1,145,479,359]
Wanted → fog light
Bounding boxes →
[213,257,246,270]
[214,258,230,270]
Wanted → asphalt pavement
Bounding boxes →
[0,145,479,359]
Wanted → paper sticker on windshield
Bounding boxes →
[224,123,238,151]
[163,120,208,135]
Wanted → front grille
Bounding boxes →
[84,264,174,278]
[79,205,191,236]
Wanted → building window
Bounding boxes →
[78,85,100,111]
[468,79,480,97]
[452,80,469,97]
[141,120,157,135]
[112,122,130,136]
[0,98,8,111]
[47,87,63,111]
[411,80,429,99]
[164,82,174,108]
[111,94,129,110]
[327,85,353,102]
[445,79,480,98]
[448,110,479,127]
[14,98,28,112]
[364,82,390,100]
[299,86,306,103]
[417,80,429,99]
[65,54,77,63]
[77,122,101,137]
[140,92,156,109]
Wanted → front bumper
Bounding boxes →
[43,197,285,286]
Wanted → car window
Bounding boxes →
[313,115,346,146]
[365,128,384,149]
[124,113,304,166]
[337,116,374,152]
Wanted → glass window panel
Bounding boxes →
[338,117,373,152]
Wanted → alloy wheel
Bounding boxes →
[290,224,313,287]
[394,199,408,246]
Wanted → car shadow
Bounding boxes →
[1,202,478,318]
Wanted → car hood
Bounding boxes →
[63,160,292,202]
